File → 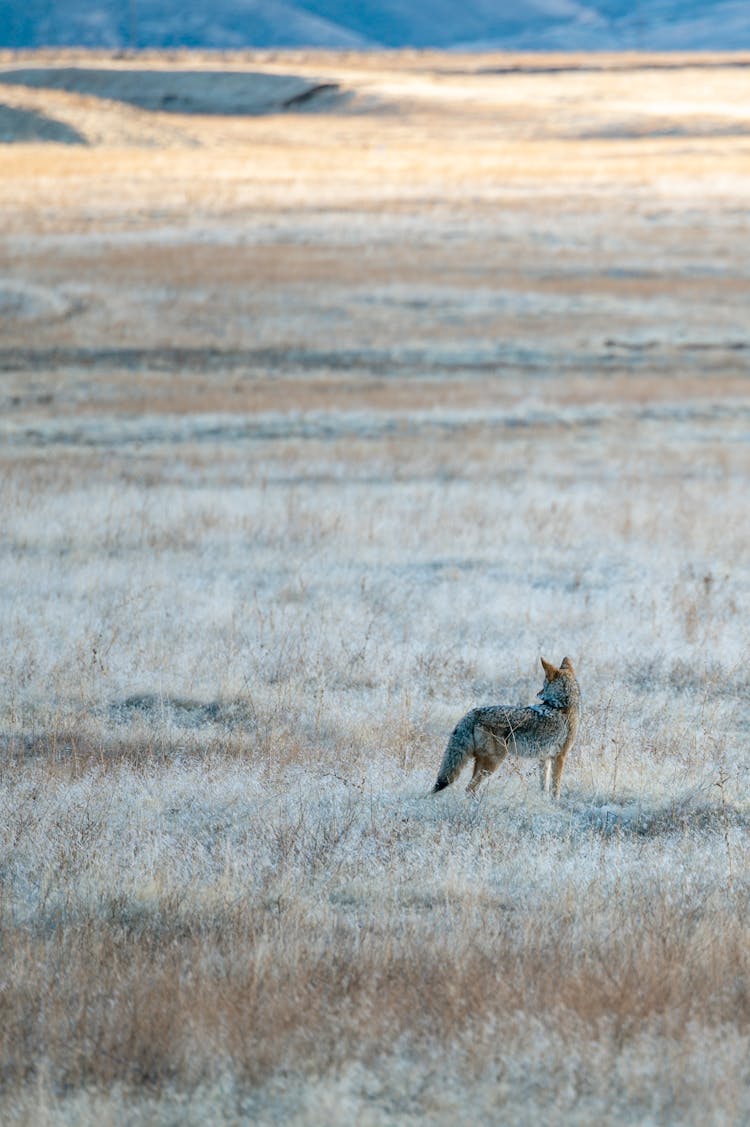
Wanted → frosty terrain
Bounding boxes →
[1,51,749,1125]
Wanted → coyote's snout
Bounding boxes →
[432,656,581,798]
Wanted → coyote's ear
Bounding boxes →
[560,656,575,673]
[541,657,559,679]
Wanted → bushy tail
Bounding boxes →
[431,713,474,794]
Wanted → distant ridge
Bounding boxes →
[3,0,750,51]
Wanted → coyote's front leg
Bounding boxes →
[551,750,568,798]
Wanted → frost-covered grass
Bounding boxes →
[2,412,750,1125]
[2,753,750,1125]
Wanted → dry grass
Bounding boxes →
[1,50,750,1124]
[2,745,750,1124]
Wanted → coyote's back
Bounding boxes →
[432,656,580,798]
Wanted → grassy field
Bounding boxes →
[1,51,750,1124]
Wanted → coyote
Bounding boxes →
[431,657,580,798]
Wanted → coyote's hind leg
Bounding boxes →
[466,756,495,796]
[466,731,508,797]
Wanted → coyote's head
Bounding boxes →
[537,656,579,712]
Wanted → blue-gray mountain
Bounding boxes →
[2,0,750,50]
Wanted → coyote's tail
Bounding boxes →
[431,713,474,794]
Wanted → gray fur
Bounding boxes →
[432,656,581,798]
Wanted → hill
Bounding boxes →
[3,0,750,50]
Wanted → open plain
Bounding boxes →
[1,51,750,1124]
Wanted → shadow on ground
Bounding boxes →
[577,794,750,837]
[0,67,349,115]
[0,102,86,143]
[112,693,253,728]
